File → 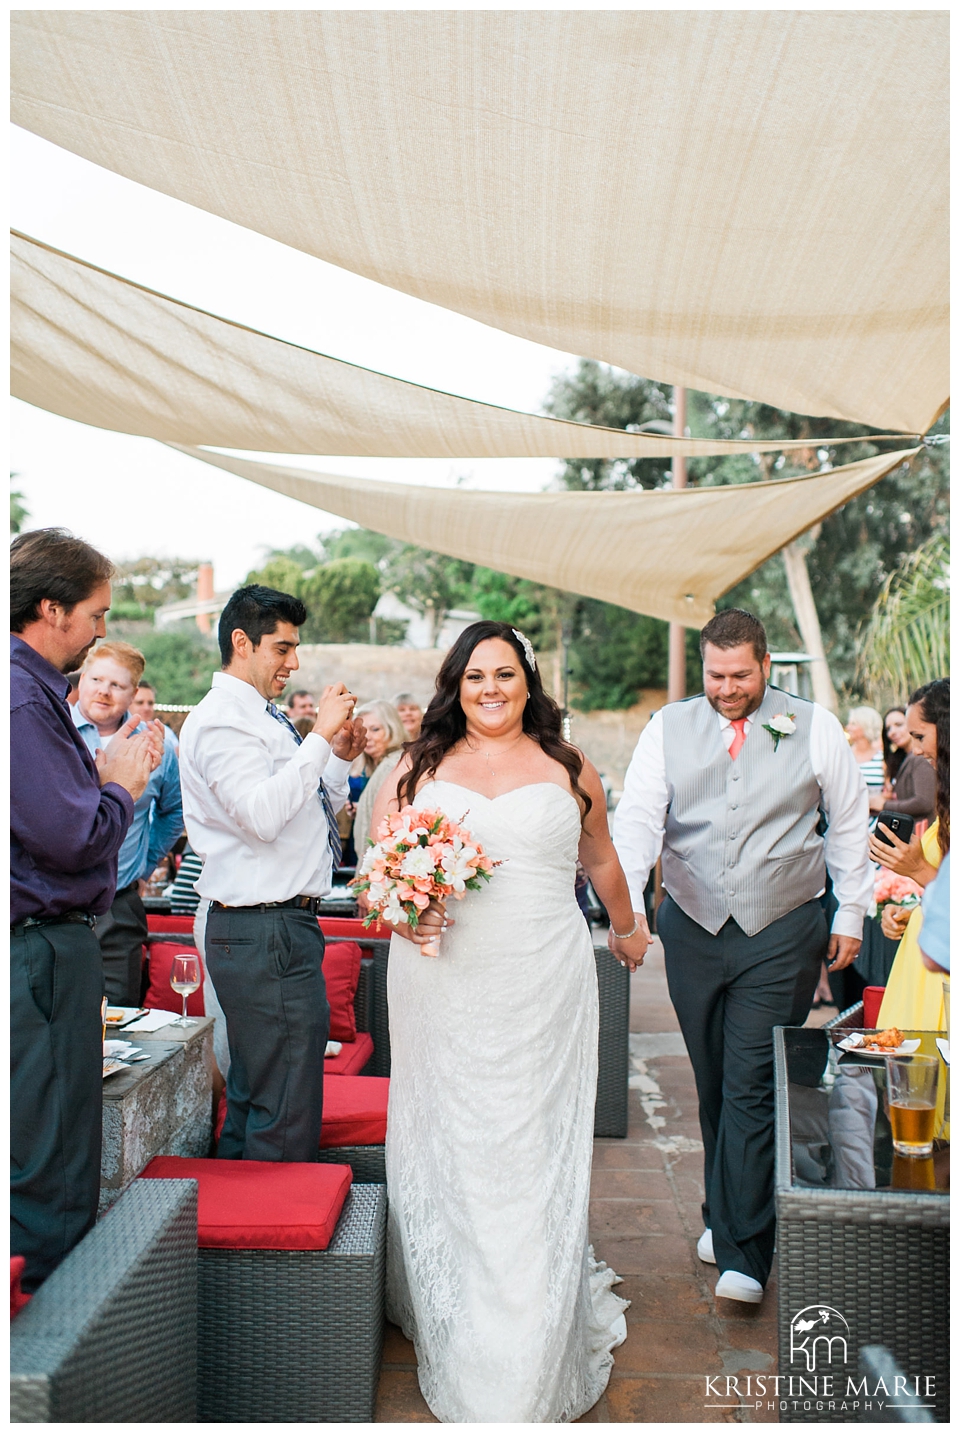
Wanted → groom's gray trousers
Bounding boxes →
[658,894,827,1286]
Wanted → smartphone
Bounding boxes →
[874,811,916,848]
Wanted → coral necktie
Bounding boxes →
[728,718,748,760]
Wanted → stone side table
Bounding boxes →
[100,1016,214,1212]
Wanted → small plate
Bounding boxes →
[838,1033,922,1059]
[105,1006,147,1028]
[102,1057,129,1079]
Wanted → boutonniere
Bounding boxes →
[762,713,796,751]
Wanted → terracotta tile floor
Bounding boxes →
[375,938,807,1423]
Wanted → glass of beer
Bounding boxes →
[886,1054,939,1157]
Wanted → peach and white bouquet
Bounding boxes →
[351,806,497,955]
[871,867,923,919]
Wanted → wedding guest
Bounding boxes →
[868,705,936,822]
[65,670,81,705]
[286,688,317,722]
[11,528,162,1291]
[74,642,184,1004]
[178,585,365,1160]
[871,679,949,1030]
[392,691,424,741]
[131,680,180,748]
[352,700,408,855]
[919,852,950,976]
[845,706,885,796]
[168,843,204,915]
[614,608,871,1304]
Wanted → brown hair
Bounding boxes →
[82,640,146,687]
[907,679,949,857]
[397,621,591,818]
[700,608,768,664]
[10,528,114,632]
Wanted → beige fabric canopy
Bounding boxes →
[11,11,946,434]
[168,445,918,628]
[13,232,912,461]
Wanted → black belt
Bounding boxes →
[11,910,96,935]
[210,895,322,915]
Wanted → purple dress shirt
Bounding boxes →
[10,635,134,923]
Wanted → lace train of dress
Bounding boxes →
[385,780,628,1422]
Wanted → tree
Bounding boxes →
[300,558,381,643]
[111,555,202,619]
[10,475,28,534]
[857,534,950,706]
[111,628,219,705]
[545,361,950,702]
[244,554,307,597]
[381,545,475,647]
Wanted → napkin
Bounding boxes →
[124,1009,180,1032]
[936,1037,950,1065]
[325,1040,343,1058]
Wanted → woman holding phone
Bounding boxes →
[869,679,949,1031]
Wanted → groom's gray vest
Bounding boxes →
[660,685,824,938]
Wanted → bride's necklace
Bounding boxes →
[462,732,526,778]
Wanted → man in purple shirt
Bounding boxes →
[11,528,163,1290]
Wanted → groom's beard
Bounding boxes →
[705,679,766,723]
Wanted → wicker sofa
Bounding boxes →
[11,1179,198,1422]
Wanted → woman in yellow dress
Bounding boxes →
[870,679,949,1031]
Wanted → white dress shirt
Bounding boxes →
[613,700,873,939]
[179,672,351,905]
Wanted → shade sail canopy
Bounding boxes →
[13,232,910,461]
[168,445,918,628]
[11,11,946,435]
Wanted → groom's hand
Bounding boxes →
[313,684,357,742]
[826,934,861,971]
[331,715,367,761]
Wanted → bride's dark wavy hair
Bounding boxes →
[397,621,591,818]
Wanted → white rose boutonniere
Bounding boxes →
[762,712,796,752]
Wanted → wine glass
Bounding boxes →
[170,954,201,1027]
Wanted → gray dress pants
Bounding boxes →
[658,894,826,1286]
[11,921,103,1291]
[95,880,148,1006]
[205,905,329,1161]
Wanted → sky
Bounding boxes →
[11,124,582,586]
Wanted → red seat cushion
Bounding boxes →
[325,1031,374,1076]
[863,985,886,1030]
[139,1157,352,1250]
[147,914,197,935]
[319,1075,389,1148]
[145,940,206,1016]
[319,917,367,939]
[323,941,361,1042]
[10,1257,31,1319]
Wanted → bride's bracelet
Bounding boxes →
[611,917,639,941]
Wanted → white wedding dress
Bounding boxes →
[385,779,628,1423]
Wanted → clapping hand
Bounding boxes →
[96,715,163,800]
[331,715,368,762]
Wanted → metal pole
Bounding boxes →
[667,386,688,702]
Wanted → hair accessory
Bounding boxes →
[512,629,537,672]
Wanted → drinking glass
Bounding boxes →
[170,954,201,1027]
[886,1054,939,1157]
[942,981,950,1041]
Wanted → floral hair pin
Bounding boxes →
[763,712,796,751]
[512,629,537,672]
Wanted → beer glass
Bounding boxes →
[886,1054,939,1157]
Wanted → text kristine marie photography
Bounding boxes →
[702,1305,938,1416]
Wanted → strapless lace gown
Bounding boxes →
[385,780,628,1423]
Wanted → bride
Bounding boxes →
[367,621,651,1422]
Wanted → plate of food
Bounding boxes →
[837,1028,922,1058]
[102,1056,130,1079]
[105,1006,147,1027]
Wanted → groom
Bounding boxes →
[613,609,871,1302]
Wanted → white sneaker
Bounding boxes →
[697,1229,715,1264]
[714,1270,764,1304]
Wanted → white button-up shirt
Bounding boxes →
[613,700,873,939]
[179,672,351,905]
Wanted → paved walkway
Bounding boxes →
[376,940,833,1422]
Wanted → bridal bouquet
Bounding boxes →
[351,806,497,956]
[871,868,923,919]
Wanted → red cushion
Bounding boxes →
[147,914,197,935]
[144,940,206,1016]
[139,1157,352,1250]
[319,1075,389,1148]
[319,917,367,939]
[863,985,886,1030]
[325,1031,374,1076]
[10,1257,31,1319]
[324,941,361,1042]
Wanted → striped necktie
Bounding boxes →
[266,703,342,869]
